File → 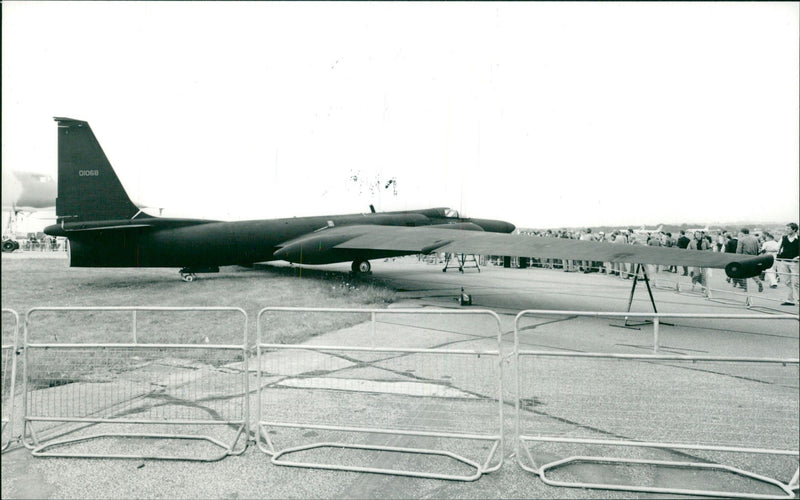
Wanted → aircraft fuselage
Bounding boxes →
[45,208,514,268]
[43,117,772,282]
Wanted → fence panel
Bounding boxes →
[514,310,799,499]
[256,307,504,481]
[2,309,20,451]
[22,306,249,461]
[649,271,796,313]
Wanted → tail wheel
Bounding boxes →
[351,259,371,274]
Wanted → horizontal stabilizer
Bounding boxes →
[61,223,154,232]
[44,217,213,237]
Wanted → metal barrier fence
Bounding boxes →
[256,307,504,481]
[2,309,20,452]
[514,310,800,499]
[21,306,249,461]
[649,274,795,312]
[626,259,799,312]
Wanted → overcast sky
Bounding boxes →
[3,2,798,229]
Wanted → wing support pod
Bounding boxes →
[723,255,774,280]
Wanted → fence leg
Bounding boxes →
[132,310,137,343]
[640,267,658,314]
[653,317,659,353]
[789,466,799,490]
[622,265,640,326]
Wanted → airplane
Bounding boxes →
[44,117,771,285]
[2,169,57,252]
[633,224,664,237]
[686,224,710,235]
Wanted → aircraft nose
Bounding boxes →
[500,221,516,233]
[471,218,516,233]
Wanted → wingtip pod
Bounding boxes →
[724,255,774,279]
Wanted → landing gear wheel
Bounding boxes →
[180,272,196,282]
[351,259,371,274]
[2,240,19,252]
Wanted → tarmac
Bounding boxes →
[2,256,798,499]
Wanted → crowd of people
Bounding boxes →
[516,222,800,307]
[16,235,66,252]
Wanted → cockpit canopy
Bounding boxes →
[400,207,466,221]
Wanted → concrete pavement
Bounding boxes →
[2,258,798,499]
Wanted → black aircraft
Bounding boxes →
[45,118,771,283]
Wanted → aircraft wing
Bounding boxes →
[322,225,770,279]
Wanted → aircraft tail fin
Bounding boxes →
[54,117,147,222]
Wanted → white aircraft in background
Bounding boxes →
[633,224,664,237]
[686,224,710,234]
[2,169,57,252]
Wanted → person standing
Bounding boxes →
[676,230,691,276]
[760,233,780,288]
[580,228,594,273]
[688,231,709,289]
[598,232,612,274]
[628,231,647,279]
[662,232,676,272]
[724,232,739,253]
[611,230,628,278]
[776,222,799,306]
[559,230,574,272]
[736,228,764,293]
[646,231,662,275]
[724,232,742,288]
